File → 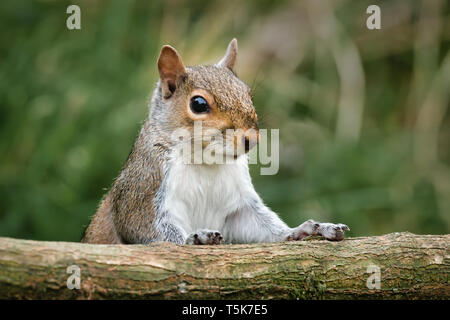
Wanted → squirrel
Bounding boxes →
[82,39,350,245]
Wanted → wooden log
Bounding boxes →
[0,232,448,299]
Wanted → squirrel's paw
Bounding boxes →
[317,222,350,241]
[286,219,320,241]
[185,229,223,245]
[287,220,349,241]
[286,220,320,241]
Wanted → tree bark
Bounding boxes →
[0,232,448,299]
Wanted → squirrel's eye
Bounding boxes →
[190,96,210,114]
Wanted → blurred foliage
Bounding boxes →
[0,0,449,241]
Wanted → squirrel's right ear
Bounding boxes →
[158,45,187,99]
[217,38,238,72]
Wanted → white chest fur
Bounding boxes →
[161,153,254,235]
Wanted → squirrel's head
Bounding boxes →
[153,39,259,161]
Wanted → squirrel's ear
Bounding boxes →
[217,38,238,72]
[158,45,187,98]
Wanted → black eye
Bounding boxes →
[190,96,210,114]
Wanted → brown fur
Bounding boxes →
[82,195,121,244]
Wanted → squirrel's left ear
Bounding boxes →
[217,38,238,72]
[158,45,187,99]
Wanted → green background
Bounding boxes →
[1,0,449,241]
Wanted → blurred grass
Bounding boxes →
[0,0,449,241]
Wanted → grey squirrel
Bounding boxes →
[82,39,350,245]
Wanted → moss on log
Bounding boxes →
[0,232,448,299]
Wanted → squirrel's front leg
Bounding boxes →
[223,195,350,243]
